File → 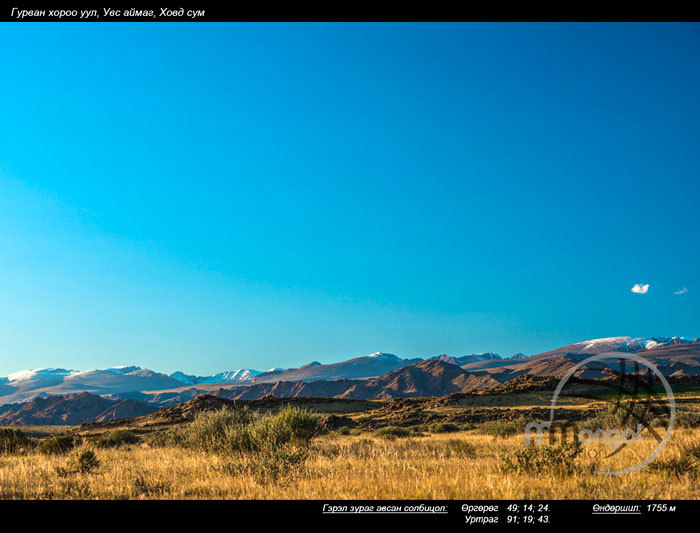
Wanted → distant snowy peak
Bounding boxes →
[0,365,162,392]
[474,352,502,360]
[3,368,79,384]
[427,353,502,366]
[169,372,200,385]
[430,353,501,362]
[434,354,459,365]
[3,365,148,384]
[103,365,142,375]
[169,369,261,385]
[366,352,401,360]
[215,369,261,382]
[510,353,529,359]
[567,336,698,354]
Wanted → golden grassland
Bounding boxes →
[1,427,699,500]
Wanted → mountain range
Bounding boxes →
[0,350,514,404]
[1,336,698,423]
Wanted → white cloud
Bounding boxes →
[631,283,650,294]
[674,287,688,295]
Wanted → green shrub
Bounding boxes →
[446,439,477,457]
[167,405,320,457]
[37,434,80,455]
[163,406,321,483]
[483,416,527,439]
[66,449,100,474]
[375,426,412,440]
[95,430,140,448]
[675,411,700,429]
[166,407,253,450]
[427,422,460,434]
[682,442,700,460]
[220,405,320,454]
[144,429,173,448]
[258,404,320,445]
[502,442,582,475]
[0,428,30,454]
[582,401,657,431]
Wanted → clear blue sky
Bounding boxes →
[0,23,698,376]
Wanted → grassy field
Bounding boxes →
[1,429,700,499]
[0,390,698,500]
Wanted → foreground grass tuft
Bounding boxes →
[56,449,100,476]
[582,401,658,431]
[36,434,81,455]
[647,455,697,477]
[426,422,460,434]
[675,410,700,429]
[502,442,582,475]
[375,426,414,440]
[0,428,30,455]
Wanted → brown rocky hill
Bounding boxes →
[340,359,500,399]
[0,391,159,425]
[215,360,500,400]
[221,379,356,400]
[145,393,368,424]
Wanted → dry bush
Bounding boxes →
[94,430,139,448]
[502,441,582,475]
[0,428,30,455]
[37,434,81,455]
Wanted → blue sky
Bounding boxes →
[0,23,698,376]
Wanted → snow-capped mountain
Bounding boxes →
[169,369,261,385]
[103,365,142,374]
[539,336,699,357]
[0,365,185,404]
[0,365,143,385]
[475,352,502,359]
[252,352,422,383]
[1,368,79,384]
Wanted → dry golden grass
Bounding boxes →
[1,427,699,499]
